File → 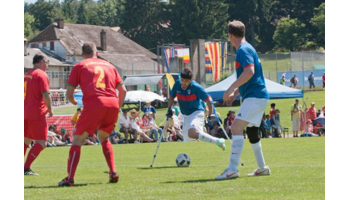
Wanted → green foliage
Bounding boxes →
[27,0,63,31]
[24,12,37,40]
[97,0,121,26]
[169,0,229,45]
[23,0,325,52]
[61,0,79,23]
[273,18,307,51]
[121,0,173,52]
[310,3,325,47]
[217,73,230,83]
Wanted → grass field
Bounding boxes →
[24,137,325,199]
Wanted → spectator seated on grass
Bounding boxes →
[147,112,163,141]
[306,119,314,133]
[119,109,137,143]
[263,115,272,138]
[47,125,66,147]
[313,121,325,136]
[208,114,224,138]
[171,109,184,141]
[129,109,156,143]
[271,109,283,138]
[109,125,125,144]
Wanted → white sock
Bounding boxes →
[228,135,244,171]
[198,131,219,144]
[251,141,266,169]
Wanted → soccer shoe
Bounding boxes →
[58,177,74,187]
[215,168,239,180]
[216,138,226,151]
[109,172,119,183]
[247,166,271,177]
[24,168,39,176]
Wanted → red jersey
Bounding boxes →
[67,58,123,109]
[306,108,317,120]
[24,69,50,120]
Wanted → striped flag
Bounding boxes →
[205,43,212,73]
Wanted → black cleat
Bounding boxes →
[58,177,74,187]
[24,168,39,176]
[109,172,119,183]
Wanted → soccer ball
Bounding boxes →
[176,153,191,167]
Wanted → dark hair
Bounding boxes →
[181,68,193,80]
[77,108,81,112]
[270,103,276,108]
[33,54,45,64]
[82,42,97,55]
[228,20,245,38]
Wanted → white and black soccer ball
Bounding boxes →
[176,153,191,167]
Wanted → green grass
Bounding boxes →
[24,137,325,199]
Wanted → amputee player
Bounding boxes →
[58,42,127,186]
[215,20,270,180]
[168,68,226,149]
[24,54,53,175]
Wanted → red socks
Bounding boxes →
[24,143,29,157]
[24,143,43,169]
[67,145,81,180]
[102,140,116,173]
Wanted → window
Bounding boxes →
[50,41,54,51]
[42,42,47,48]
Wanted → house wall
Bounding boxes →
[37,41,67,59]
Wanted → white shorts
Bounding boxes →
[182,110,205,143]
[235,98,269,127]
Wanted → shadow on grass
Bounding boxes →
[24,182,103,189]
[138,166,179,170]
[162,178,238,184]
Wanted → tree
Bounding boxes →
[273,18,307,51]
[121,0,173,51]
[96,0,121,27]
[227,0,272,50]
[24,12,39,40]
[61,0,79,23]
[310,3,325,48]
[169,0,229,45]
[28,0,63,30]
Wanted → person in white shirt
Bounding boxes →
[129,109,155,143]
[119,109,136,143]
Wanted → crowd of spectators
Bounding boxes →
[44,97,325,148]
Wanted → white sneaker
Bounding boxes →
[247,166,271,177]
[215,168,239,180]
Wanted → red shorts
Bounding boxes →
[24,119,48,141]
[75,106,119,136]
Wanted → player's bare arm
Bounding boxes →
[117,83,127,108]
[205,96,214,115]
[43,93,53,117]
[168,95,174,108]
[66,85,78,105]
[223,65,255,104]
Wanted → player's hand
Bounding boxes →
[72,99,78,105]
[47,108,53,117]
[166,107,173,118]
[224,91,236,106]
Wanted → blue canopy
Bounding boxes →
[205,72,304,101]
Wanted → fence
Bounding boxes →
[213,51,325,90]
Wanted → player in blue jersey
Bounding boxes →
[215,20,270,180]
[168,68,226,150]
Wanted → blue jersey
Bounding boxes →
[170,80,209,115]
[235,42,269,100]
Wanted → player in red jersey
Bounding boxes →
[24,54,53,175]
[58,42,127,186]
